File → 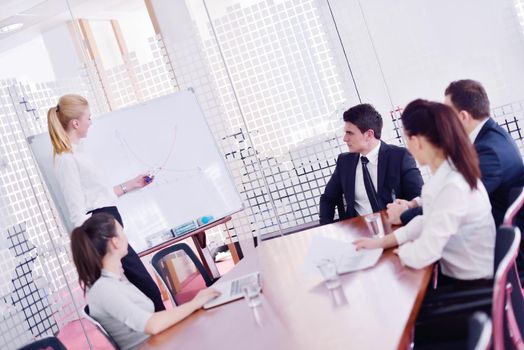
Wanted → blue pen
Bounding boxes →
[144,167,161,184]
[391,189,396,201]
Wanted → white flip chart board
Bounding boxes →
[28,90,243,252]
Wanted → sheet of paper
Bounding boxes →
[302,236,383,276]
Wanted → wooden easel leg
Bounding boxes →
[227,242,243,264]
[224,221,243,264]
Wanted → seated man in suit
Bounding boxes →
[389,79,524,227]
[319,103,423,225]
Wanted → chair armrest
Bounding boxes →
[418,298,492,322]
[424,287,492,304]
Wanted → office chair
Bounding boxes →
[504,186,524,227]
[418,226,522,350]
[428,186,524,302]
[82,305,121,350]
[151,242,215,306]
[491,226,524,350]
[504,185,524,285]
[18,336,67,350]
[468,312,492,350]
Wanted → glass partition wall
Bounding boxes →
[0,0,179,348]
[184,0,524,244]
[0,2,92,348]
[0,0,523,348]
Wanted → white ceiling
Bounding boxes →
[0,0,144,51]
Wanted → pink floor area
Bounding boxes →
[58,319,114,350]
[174,256,235,304]
[57,257,235,349]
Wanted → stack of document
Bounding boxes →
[303,236,383,276]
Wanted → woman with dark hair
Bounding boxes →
[353,99,495,285]
[71,213,219,350]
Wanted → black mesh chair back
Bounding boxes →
[18,337,67,350]
[82,304,121,350]
[150,243,214,306]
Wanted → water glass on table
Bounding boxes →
[365,213,384,237]
[242,281,262,308]
[316,258,341,290]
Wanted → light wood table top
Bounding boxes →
[140,212,432,350]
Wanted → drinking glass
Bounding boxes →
[365,213,384,237]
[316,258,341,289]
[242,281,262,308]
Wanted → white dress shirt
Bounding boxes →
[54,141,117,227]
[394,160,495,280]
[468,118,489,143]
[88,269,153,350]
[354,141,381,216]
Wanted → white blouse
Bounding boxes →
[54,142,117,227]
[88,270,153,350]
[394,160,495,280]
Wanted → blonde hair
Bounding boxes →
[47,94,88,156]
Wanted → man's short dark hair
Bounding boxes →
[444,79,490,120]
[343,103,383,139]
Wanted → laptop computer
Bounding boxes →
[203,271,261,309]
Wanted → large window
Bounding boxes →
[0,0,523,348]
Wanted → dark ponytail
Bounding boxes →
[70,213,117,294]
[401,99,480,189]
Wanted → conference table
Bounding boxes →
[140,212,432,350]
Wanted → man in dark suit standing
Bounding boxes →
[389,79,524,227]
[319,104,423,225]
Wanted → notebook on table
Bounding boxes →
[203,271,261,309]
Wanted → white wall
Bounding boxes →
[90,20,123,69]
[118,8,156,64]
[0,35,55,82]
[325,0,524,123]
[41,24,83,80]
[149,0,196,43]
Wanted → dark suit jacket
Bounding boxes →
[477,118,524,226]
[319,141,423,225]
[400,118,524,226]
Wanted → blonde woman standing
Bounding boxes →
[48,94,165,311]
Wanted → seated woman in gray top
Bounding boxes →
[71,213,220,350]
